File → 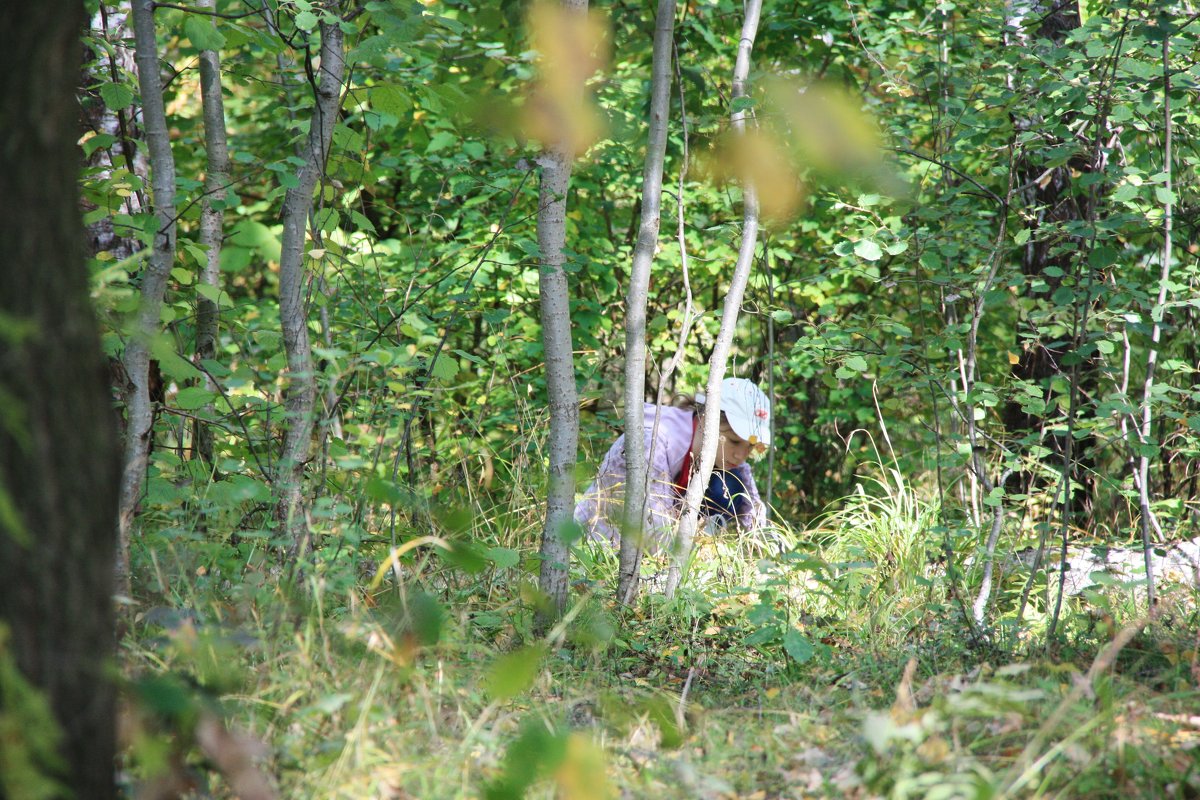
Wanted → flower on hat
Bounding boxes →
[754,408,768,419]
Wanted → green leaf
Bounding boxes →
[82,133,116,157]
[488,547,520,570]
[426,131,458,154]
[1014,228,1031,245]
[1154,186,1176,205]
[195,283,232,308]
[844,355,868,372]
[430,354,458,381]
[184,15,226,51]
[98,82,134,111]
[294,9,319,30]
[783,628,815,663]
[174,386,216,410]
[150,336,203,381]
[854,239,883,261]
[484,645,546,701]
[1051,286,1076,307]
[731,95,756,112]
[370,84,412,120]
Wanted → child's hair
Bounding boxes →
[672,393,700,413]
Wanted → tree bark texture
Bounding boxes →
[82,3,146,262]
[0,1,121,795]
[1137,33,1173,608]
[535,0,590,626]
[194,0,231,466]
[617,0,676,608]
[274,7,346,554]
[118,0,179,593]
[665,0,763,599]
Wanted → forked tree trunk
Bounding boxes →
[194,0,230,466]
[535,0,589,628]
[274,5,346,556]
[665,0,762,599]
[0,2,121,795]
[118,0,179,594]
[617,0,676,608]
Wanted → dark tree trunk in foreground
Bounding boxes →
[0,2,121,796]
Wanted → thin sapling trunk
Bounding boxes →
[194,0,230,466]
[617,0,676,608]
[665,0,762,599]
[274,5,345,556]
[118,0,179,594]
[535,0,589,627]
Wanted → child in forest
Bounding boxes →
[574,377,771,552]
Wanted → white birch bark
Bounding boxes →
[1136,35,1173,608]
[118,0,178,593]
[84,3,146,260]
[274,7,345,555]
[535,0,589,626]
[665,0,762,599]
[194,0,230,465]
[617,0,677,607]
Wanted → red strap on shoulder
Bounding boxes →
[674,415,698,495]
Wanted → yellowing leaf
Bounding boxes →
[484,644,546,700]
[520,2,609,155]
[555,733,611,800]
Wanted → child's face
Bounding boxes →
[715,419,752,470]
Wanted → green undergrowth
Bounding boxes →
[119,492,1200,799]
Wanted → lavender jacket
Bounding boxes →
[574,404,767,552]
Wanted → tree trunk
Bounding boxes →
[274,6,346,556]
[194,0,230,466]
[1136,33,1174,609]
[82,3,146,262]
[665,0,763,599]
[0,2,121,795]
[617,0,676,608]
[535,0,590,628]
[118,0,179,595]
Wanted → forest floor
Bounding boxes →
[120,533,1200,799]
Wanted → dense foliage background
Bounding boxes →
[13,0,1200,795]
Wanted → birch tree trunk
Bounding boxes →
[665,0,762,599]
[274,5,346,556]
[83,3,146,262]
[535,0,589,627]
[194,0,230,466]
[617,0,676,608]
[118,0,178,594]
[1,1,121,794]
[1136,34,1173,609]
